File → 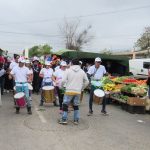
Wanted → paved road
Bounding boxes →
[0,92,150,150]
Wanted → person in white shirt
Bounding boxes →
[53,61,67,112]
[87,57,108,116]
[9,55,20,70]
[10,58,32,114]
[25,60,33,101]
[9,55,20,90]
[39,61,54,106]
[59,59,89,125]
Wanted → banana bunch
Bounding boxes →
[103,83,115,91]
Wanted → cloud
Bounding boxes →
[0,0,149,53]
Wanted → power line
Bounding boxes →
[0,5,149,25]
[0,30,63,37]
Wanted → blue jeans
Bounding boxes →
[62,94,80,121]
[16,85,31,107]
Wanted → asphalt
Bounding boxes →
[0,92,150,150]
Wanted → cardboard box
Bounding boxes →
[127,97,146,106]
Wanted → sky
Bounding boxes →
[0,0,150,54]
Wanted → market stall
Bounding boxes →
[92,76,148,114]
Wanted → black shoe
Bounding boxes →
[58,119,67,125]
[87,111,93,116]
[74,120,79,125]
[39,102,43,106]
[27,107,32,115]
[101,110,109,116]
[16,107,20,114]
[53,101,59,107]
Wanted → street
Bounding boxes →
[0,92,150,150]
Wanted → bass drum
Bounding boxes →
[93,89,105,105]
[42,86,55,103]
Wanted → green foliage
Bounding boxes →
[135,27,150,50]
[29,44,52,57]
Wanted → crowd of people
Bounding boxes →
[0,54,109,125]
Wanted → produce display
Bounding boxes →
[131,86,147,96]
[100,76,148,113]
[121,84,137,93]
[93,76,148,100]
[111,93,128,103]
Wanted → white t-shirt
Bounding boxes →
[40,68,53,82]
[9,61,18,70]
[87,65,106,80]
[53,69,66,87]
[55,66,60,71]
[28,68,33,74]
[10,66,30,82]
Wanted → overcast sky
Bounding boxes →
[0,0,150,54]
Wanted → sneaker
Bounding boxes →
[74,120,79,125]
[39,102,43,106]
[58,119,67,125]
[59,109,63,114]
[101,111,109,116]
[87,111,93,116]
[16,108,20,114]
[53,101,59,107]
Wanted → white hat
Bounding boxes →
[45,61,51,66]
[95,57,102,62]
[33,56,39,61]
[18,58,25,63]
[25,60,30,64]
[60,61,67,66]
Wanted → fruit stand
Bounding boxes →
[96,76,148,114]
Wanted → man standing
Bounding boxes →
[87,57,108,116]
[59,59,89,125]
[10,58,32,114]
[53,61,67,113]
[32,57,41,94]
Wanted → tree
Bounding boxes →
[29,44,52,57]
[135,27,150,50]
[59,20,93,51]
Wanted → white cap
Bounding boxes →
[45,61,51,66]
[25,60,30,64]
[33,56,39,61]
[60,61,67,66]
[18,58,25,63]
[95,57,102,62]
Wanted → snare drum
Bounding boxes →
[42,86,55,103]
[93,89,105,105]
[14,92,26,108]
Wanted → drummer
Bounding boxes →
[25,60,33,101]
[10,58,32,114]
[53,61,67,113]
[39,61,56,106]
[87,57,108,116]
